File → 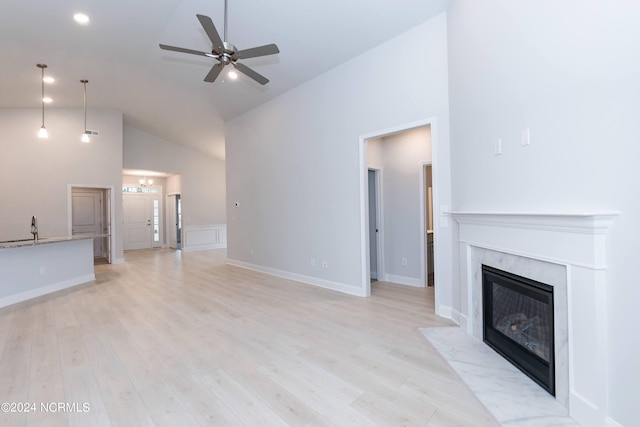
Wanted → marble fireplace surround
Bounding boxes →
[451,211,617,427]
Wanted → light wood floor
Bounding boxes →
[0,249,499,427]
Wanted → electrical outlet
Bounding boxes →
[311,258,316,267]
[39,267,46,275]
[401,257,407,266]
[250,249,254,256]
[321,260,328,269]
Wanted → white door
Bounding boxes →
[124,195,152,250]
[72,189,103,257]
[168,195,178,249]
[123,193,162,250]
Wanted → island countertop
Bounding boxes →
[0,234,95,249]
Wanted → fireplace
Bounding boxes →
[451,211,617,427]
[482,264,555,395]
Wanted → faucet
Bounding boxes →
[31,215,38,241]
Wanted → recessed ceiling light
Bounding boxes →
[43,76,55,84]
[42,97,53,103]
[228,70,238,80]
[73,13,90,25]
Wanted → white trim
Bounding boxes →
[359,118,442,304]
[450,211,619,235]
[0,274,95,309]
[182,224,227,252]
[452,210,618,427]
[437,305,454,321]
[227,258,368,297]
[383,273,423,287]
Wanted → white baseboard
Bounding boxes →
[451,308,466,329]
[227,259,367,297]
[436,304,454,320]
[383,273,424,287]
[182,242,227,252]
[0,273,95,308]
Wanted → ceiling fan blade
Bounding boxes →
[159,44,209,57]
[236,43,280,60]
[196,14,224,52]
[204,63,224,83]
[233,62,269,85]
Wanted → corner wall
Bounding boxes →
[447,1,640,425]
[225,13,452,303]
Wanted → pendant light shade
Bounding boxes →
[37,64,48,138]
[81,79,90,143]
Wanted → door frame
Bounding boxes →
[167,193,181,249]
[67,184,115,264]
[359,117,440,302]
[367,167,384,282]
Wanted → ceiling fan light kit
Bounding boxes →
[159,0,279,85]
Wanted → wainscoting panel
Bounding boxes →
[182,224,227,252]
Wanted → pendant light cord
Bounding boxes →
[82,81,87,132]
[41,67,45,127]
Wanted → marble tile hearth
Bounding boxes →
[421,327,579,427]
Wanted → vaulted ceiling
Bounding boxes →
[0,0,449,159]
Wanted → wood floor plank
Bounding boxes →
[0,248,499,427]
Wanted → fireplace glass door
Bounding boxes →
[482,265,555,395]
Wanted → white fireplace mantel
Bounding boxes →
[450,211,618,234]
[451,210,618,427]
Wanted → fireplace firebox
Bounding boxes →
[482,265,555,395]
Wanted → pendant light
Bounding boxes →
[37,64,48,138]
[80,79,90,143]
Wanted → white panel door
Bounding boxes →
[123,195,152,250]
[72,190,103,257]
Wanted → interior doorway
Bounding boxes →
[367,169,382,280]
[360,119,437,300]
[167,194,181,250]
[71,186,112,264]
[423,164,434,286]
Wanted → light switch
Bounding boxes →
[494,138,502,155]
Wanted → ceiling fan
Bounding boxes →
[159,0,279,85]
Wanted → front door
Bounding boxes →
[124,194,152,250]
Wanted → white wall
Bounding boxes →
[226,13,451,300]
[447,1,640,425]
[0,108,124,260]
[368,127,432,285]
[123,124,226,227]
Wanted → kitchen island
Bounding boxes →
[0,235,95,308]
